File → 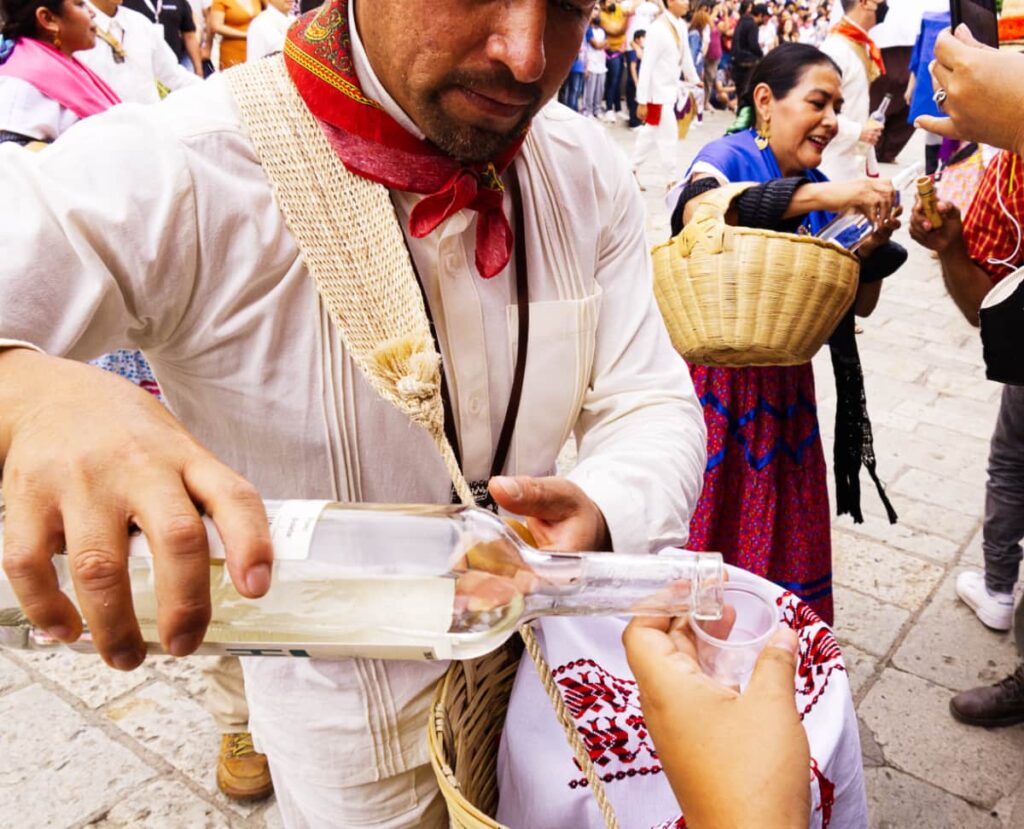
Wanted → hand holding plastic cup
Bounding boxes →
[688,583,779,690]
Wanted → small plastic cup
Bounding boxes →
[689,583,778,690]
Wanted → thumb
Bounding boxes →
[488,475,579,522]
[954,22,984,48]
[743,626,799,701]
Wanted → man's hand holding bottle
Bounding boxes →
[0,349,274,669]
[909,196,964,254]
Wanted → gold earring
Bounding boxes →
[755,120,770,151]
[52,31,62,49]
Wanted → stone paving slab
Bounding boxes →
[892,568,1019,692]
[0,684,156,829]
[864,767,1003,829]
[83,780,232,829]
[104,680,263,819]
[14,647,153,709]
[832,532,945,612]
[832,584,911,659]
[859,669,1024,808]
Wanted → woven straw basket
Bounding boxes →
[428,639,524,829]
[652,182,860,367]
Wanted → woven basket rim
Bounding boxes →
[427,670,506,827]
[652,220,860,261]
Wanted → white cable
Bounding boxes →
[986,151,1023,272]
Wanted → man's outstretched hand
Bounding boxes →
[0,349,273,670]
[488,475,611,553]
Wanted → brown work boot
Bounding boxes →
[949,664,1024,728]
[216,732,274,801]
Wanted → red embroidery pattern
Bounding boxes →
[651,816,688,829]
[811,757,836,828]
[777,592,846,719]
[553,658,662,787]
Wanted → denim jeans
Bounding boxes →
[984,385,1024,594]
[604,52,624,112]
[562,70,585,112]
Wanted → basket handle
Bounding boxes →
[677,181,758,257]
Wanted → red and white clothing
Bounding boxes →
[819,19,876,182]
[963,151,1024,280]
[632,11,699,185]
[497,567,868,828]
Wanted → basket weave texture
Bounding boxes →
[428,639,524,829]
[652,182,860,367]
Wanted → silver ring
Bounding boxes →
[933,87,948,108]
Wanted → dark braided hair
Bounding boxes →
[726,42,842,134]
[1,0,64,41]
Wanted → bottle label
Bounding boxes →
[268,500,330,561]
[126,500,329,562]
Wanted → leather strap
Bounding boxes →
[402,165,530,510]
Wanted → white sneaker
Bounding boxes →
[600,110,617,123]
[616,110,629,122]
[956,570,1014,631]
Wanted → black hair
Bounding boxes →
[751,3,769,16]
[740,0,753,13]
[737,41,841,110]
[633,28,646,40]
[1,0,64,40]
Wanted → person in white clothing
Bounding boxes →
[0,0,707,824]
[818,0,886,181]
[245,0,293,62]
[78,0,199,104]
[631,0,700,189]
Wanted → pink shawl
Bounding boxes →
[0,36,120,119]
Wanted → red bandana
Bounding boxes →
[831,19,886,81]
[282,0,526,279]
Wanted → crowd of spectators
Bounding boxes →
[560,0,837,122]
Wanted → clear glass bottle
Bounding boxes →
[817,161,926,252]
[0,500,724,662]
[864,93,893,178]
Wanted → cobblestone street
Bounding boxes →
[2,111,1023,828]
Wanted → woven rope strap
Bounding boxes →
[225,56,618,829]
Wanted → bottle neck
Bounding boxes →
[518,550,723,622]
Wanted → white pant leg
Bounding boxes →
[654,112,680,184]
[271,760,448,829]
[630,122,660,174]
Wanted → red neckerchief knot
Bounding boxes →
[408,165,511,278]
[281,0,525,279]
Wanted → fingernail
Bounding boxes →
[492,476,523,499]
[169,632,202,657]
[245,563,271,596]
[111,649,144,671]
[46,625,72,642]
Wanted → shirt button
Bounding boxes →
[444,251,460,273]
[467,394,482,415]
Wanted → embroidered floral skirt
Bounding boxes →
[686,362,833,623]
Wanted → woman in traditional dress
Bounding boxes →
[0,0,119,146]
[0,0,161,399]
[673,43,906,623]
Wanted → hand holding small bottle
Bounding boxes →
[909,197,963,254]
[623,615,810,829]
